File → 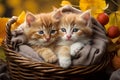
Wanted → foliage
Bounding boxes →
[105,11,120,30]
[0,11,25,45]
[79,0,107,17]
[0,18,9,45]
[61,0,107,17]
[61,0,72,6]
[11,11,26,30]
[0,0,61,17]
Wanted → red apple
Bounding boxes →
[97,13,109,25]
[107,26,120,38]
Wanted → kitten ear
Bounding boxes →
[25,12,36,26]
[52,6,58,11]
[53,10,63,20]
[80,10,91,21]
[79,10,92,27]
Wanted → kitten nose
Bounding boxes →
[67,35,71,39]
[46,37,50,41]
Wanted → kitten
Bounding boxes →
[56,10,93,68]
[16,11,61,63]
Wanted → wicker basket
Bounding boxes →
[2,17,110,80]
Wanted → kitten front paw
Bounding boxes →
[59,57,71,69]
[44,54,58,63]
[39,49,58,63]
[44,53,57,63]
[70,42,84,57]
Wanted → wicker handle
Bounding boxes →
[6,16,17,45]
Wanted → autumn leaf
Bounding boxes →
[6,0,22,8]
[79,0,107,17]
[105,11,120,43]
[61,0,72,6]
[23,0,39,13]
[0,18,9,45]
[105,11,120,31]
[11,11,25,30]
[0,11,25,45]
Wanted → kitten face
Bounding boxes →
[59,10,92,42]
[23,12,60,46]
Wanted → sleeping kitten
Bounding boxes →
[15,11,61,63]
[56,10,93,68]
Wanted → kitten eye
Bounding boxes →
[38,31,44,34]
[50,30,56,34]
[61,28,66,32]
[73,28,79,32]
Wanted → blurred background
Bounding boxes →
[0,0,119,17]
[0,0,80,17]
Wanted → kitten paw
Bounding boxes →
[45,54,58,63]
[59,57,71,69]
[70,42,84,57]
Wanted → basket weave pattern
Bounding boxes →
[2,17,110,80]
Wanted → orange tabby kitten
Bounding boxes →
[56,10,93,68]
[16,12,61,63]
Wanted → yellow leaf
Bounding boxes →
[61,0,72,6]
[12,7,23,16]
[11,11,26,30]
[0,11,25,45]
[0,3,5,16]
[105,11,120,31]
[6,0,22,8]
[105,11,120,43]
[79,0,106,17]
[112,37,120,43]
[23,0,39,13]
[0,18,9,45]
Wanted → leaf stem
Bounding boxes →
[114,12,118,26]
[72,5,80,8]
[111,0,119,7]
